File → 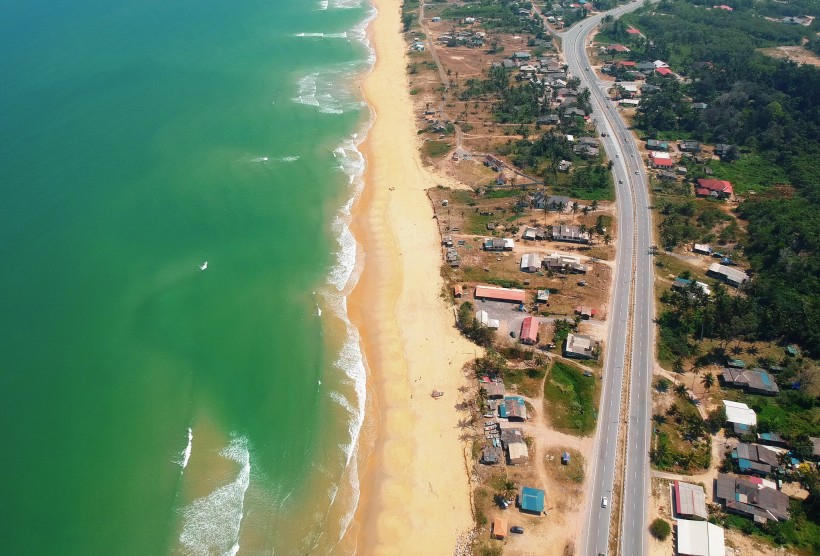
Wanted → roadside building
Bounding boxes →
[520,317,539,345]
[552,224,590,243]
[646,139,669,151]
[543,252,587,273]
[453,284,462,298]
[672,278,711,296]
[676,519,726,556]
[519,487,546,514]
[565,333,596,359]
[679,140,701,152]
[707,263,749,287]
[673,481,708,520]
[575,306,596,319]
[721,368,779,395]
[715,473,790,523]
[475,285,526,304]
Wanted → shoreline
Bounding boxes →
[342,0,477,552]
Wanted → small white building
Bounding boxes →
[676,519,726,556]
[723,400,757,426]
[520,253,542,273]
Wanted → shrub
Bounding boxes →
[650,518,671,541]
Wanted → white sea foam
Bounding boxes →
[178,435,251,556]
[251,156,269,163]
[318,0,329,10]
[293,65,368,115]
[280,156,300,162]
[294,31,348,39]
[331,0,362,8]
[180,427,193,470]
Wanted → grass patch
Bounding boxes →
[423,140,451,158]
[483,187,520,199]
[409,88,421,95]
[503,364,548,398]
[706,153,789,194]
[543,360,598,435]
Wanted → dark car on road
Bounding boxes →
[510,526,524,534]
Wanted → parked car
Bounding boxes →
[510,526,524,534]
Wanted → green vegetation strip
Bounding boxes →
[543,360,597,435]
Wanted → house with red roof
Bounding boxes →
[627,28,640,35]
[696,178,734,198]
[616,61,636,68]
[651,157,674,168]
[607,44,630,53]
[656,67,673,77]
[713,4,733,10]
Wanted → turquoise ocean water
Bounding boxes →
[0,0,373,553]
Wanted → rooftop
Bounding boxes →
[520,486,545,513]
[723,400,757,426]
[676,519,726,556]
[674,481,708,520]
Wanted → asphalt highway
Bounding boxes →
[557,4,656,555]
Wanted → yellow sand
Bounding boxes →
[343,0,477,553]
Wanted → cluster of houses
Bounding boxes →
[667,469,793,555]
[523,251,588,274]
[602,58,673,81]
[435,28,486,49]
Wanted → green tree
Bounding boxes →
[650,518,672,541]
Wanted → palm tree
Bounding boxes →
[571,201,579,214]
[701,373,715,391]
[603,233,612,245]
[674,383,688,397]
[582,206,590,216]
[690,363,702,391]
[590,200,599,212]
[500,479,517,501]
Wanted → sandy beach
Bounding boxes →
[342,0,477,553]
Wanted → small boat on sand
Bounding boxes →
[431,390,444,399]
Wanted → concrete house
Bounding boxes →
[673,481,708,520]
[551,224,590,243]
[565,333,596,359]
[520,253,542,273]
[732,443,780,475]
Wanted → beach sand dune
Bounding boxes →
[345,0,477,553]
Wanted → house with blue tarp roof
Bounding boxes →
[499,396,527,421]
[519,486,545,514]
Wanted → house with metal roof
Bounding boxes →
[480,380,506,399]
[501,396,527,421]
[475,285,526,303]
[676,519,726,556]
[707,263,749,287]
[715,473,790,523]
[520,317,539,345]
[723,400,756,429]
[721,368,779,395]
[507,441,530,465]
[673,480,708,520]
[732,443,780,475]
[519,486,545,514]
[520,253,542,273]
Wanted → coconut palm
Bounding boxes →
[604,233,612,245]
[701,373,715,391]
[571,201,579,214]
[500,479,517,501]
[590,200,599,212]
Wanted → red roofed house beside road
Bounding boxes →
[696,178,734,198]
[520,317,539,345]
[656,67,673,76]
